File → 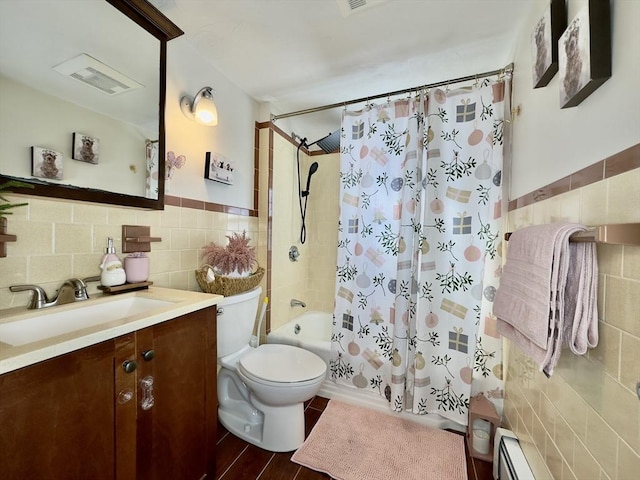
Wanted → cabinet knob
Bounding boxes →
[122,360,138,373]
[141,349,155,361]
[117,389,134,404]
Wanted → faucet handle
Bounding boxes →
[9,284,50,309]
[61,278,90,301]
[80,275,101,299]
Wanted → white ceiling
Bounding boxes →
[0,0,160,131]
[158,0,542,142]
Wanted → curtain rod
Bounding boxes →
[271,62,513,122]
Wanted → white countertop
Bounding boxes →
[0,287,222,375]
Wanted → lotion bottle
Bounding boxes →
[100,238,126,286]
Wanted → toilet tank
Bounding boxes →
[216,286,262,358]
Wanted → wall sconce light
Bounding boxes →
[180,86,218,126]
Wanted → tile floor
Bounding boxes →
[216,396,494,480]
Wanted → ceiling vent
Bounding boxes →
[53,54,143,95]
[336,0,387,17]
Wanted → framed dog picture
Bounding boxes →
[204,152,235,185]
[72,132,100,164]
[559,0,611,108]
[32,146,64,180]
[531,0,566,88]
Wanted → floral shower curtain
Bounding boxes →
[331,79,508,425]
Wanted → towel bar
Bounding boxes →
[504,223,640,245]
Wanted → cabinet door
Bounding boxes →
[0,340,115,480]
[137,307,217,480]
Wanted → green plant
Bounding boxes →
[201,231,256,275]
[0,180,33,218]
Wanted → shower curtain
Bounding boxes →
[145,139,159,198]
[331,79,508,425]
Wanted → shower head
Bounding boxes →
[292,131,306,147]
[302,162,319,197]
[307,130,340,153]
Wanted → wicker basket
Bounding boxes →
[195,265,265,297]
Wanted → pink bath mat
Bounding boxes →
[292,399,467,480]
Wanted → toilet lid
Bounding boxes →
[239,344,326,383]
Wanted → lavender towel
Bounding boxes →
[494,223,598,376]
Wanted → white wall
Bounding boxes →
[510,0,640,198]
[164,38,260,209]
[0,75,149,197]
[160,0,640,209]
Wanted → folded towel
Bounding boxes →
[564,242,599,355]
[494,223,598,376]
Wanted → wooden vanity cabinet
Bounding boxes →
[0,306,217,480]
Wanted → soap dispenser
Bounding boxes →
[100,238,126,287]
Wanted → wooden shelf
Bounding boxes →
[0,233,17,242]
[122,225,162,253]
[98,281,153,295]
[0,218,18,258]
[467,394,500,463]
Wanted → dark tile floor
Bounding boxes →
[216,396,494,480]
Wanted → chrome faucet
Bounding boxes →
[290,299,306,308]
[10,276,100,309]
[54,278,91,305]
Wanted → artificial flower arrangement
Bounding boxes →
[201,231,257,277]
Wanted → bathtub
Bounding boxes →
[267,309,465,433]
[266,311,332,365]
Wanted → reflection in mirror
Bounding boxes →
[0,0,182,209]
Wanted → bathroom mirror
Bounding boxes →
[0,0,182,210]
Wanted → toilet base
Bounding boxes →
[219,400,306,452]
[217,367,309,452]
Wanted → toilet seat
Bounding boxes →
[238,344,326,386]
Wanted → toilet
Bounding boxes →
[216,286,327,452]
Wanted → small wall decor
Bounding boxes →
[531,0,566,88]
[72,132,99,164]
[559,0,611,108]
[31,146,63,180]
[204,151,234,185]
[166,150,186,180]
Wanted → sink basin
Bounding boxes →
[0,296,175,346]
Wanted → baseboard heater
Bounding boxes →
[493,428,535,480]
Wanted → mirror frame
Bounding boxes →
[0,0,183,210]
